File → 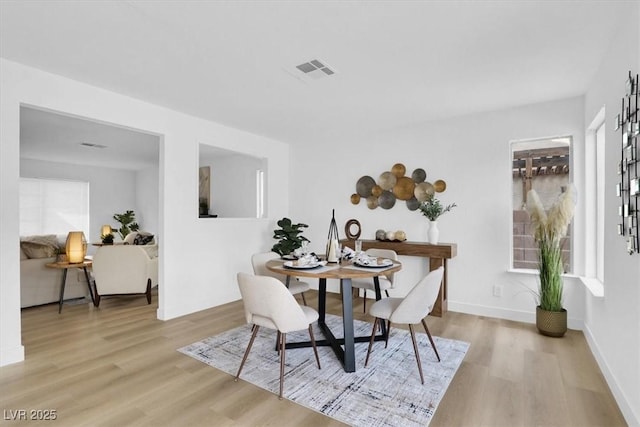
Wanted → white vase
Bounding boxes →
[428,221,439,244]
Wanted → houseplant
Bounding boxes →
[113,210,139,240]
[272,217,309,257]
[417,195,457,244]
[526,186,576,337]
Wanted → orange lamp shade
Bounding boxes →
[65,231,87,263]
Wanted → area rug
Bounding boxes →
[178,314,469,426]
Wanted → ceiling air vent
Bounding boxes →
[79,142,107,149]
[295,59,336,80]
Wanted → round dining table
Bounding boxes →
[266,257,402,373]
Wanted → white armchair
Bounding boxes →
[92,245,158,307]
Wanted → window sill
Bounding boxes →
[579,276,604,298]
[507,268,579,279]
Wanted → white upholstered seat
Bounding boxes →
[235,272,321,399]
[365,266,444,384]
[251,252,310,305]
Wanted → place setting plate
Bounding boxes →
[353,258,393,268]
[283,260,327,269]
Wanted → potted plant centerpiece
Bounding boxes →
[417,195,457,244]
[101,232,114,245]
[526,186,576,337]
[272,217,309,258]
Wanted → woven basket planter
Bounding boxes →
[536,306,567,337]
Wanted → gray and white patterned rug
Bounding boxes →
[178,314,469,426]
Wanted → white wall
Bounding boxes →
[0,59,290,366]
[582,3,640,423]
[291,96,586,324]
[20,158,138,246]
[136,166,160,238]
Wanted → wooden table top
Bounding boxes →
[265,258,401,280]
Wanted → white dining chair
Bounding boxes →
[251,252,310,305]
[235,272,321,399]
[351,248,398,312]
[364,266,444,384]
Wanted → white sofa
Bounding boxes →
[20,235,88,308]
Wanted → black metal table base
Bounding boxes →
[282,276,386,373]
[58,266,95,313]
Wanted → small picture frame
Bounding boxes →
[622,132,629,147]
[624,203,631,217]
[618,223,624,235]
[631,178,640,195]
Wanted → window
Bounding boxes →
[19,178,90,237]
[586,108,606,283]
[511,137,572,272]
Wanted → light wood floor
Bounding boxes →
[1,290,626,426]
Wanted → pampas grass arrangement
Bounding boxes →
[526,185,576,312]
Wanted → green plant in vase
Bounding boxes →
[101,232,114,245]
[526,185,575,336]
[272,217,309,257]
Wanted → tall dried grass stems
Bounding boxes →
[526,185,576,312]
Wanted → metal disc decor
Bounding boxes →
[344,219,361,240]
[391,163,406,178]
[414,181,435,201]
[351,162,448,211]
[406,196,420,211]
[411,168,426,183]
[366,196,379,209]
[393,176,415,200]
[378,190,396,209]
[356,176,376,197]
[378,171,397,190]
[434,179,447,193]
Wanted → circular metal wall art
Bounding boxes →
[406,196,420,211]
[366,196,379,209]
[411,168,426,183]
[350,193,361,205]
[391,163,406,178]
[434,179,447,193]
[344,219,361,240]
[356,176,376,197]
[371,184,383,197]
[414,181,435,201]
[378,171,397,190]
[393,176,415,200]
[378,190,396,209]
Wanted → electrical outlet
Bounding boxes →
[493,284,503,297]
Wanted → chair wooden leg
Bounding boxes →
[308,325,321,369]
[365,318,378,367]
[279,332,286,399]
[146,278,152,304]
[385,321,391,349]
[408,324,424,384]
[421,318,440,362]
[236,325,259,381]
[301,292,307,306]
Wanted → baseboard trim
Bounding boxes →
[447,301,584,330]
[582,323,639,426]
[0,343,25,367]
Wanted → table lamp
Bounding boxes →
[65,231,87,263]
[100,224,112,237]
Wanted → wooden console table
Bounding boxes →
[340,239,457,316]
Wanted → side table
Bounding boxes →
[45,260,95,313]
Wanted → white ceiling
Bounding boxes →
[0,0,629,165]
